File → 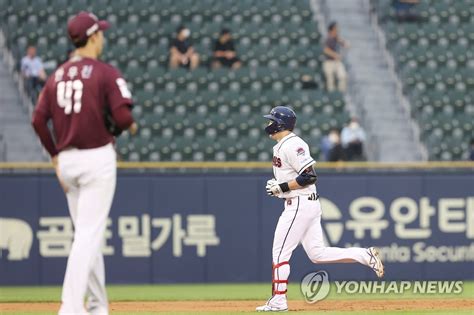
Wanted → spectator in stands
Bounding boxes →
[321,128,337,160]
[321,128,347,161]
[301,74,319,89]
[469,138,474,161]
[393,0,420,22]
[169,25,199,70]
[21,45,47,101]
[323,22,348,92]
[329,135,347,162]
[341,117,366,160]
[212,28,241,69]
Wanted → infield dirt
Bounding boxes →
[1,299,473,313]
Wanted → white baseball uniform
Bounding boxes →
[58,143,116,315]
[269,133,373,299]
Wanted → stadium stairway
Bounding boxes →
[318,0,425,161]
[0,56,45,161]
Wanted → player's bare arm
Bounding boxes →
[323,46,340,60]
[51,156,69,193]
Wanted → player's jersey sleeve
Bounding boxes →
[34,77,53,118]
[286,139,316,174]
[103,65,133,112]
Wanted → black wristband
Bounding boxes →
[279,182,290,193]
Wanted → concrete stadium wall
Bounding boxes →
[0,171,473,285]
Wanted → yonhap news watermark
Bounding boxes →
[300,270,464,303]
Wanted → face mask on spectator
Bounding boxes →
[350,121,359,129]
[329,132,339,144]
[182,29,190,38]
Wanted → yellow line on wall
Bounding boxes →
[0,161,473,170]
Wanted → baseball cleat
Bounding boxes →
[256,304,288,312]
[368,247,384,278]
[87,307,108,315]
[256,296,288,312]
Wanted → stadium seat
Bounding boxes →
[372,0,474,160]
[2,0,352,161]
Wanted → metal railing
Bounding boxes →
[0,29,34,116]
[0,134,6,161]
[368,3,429,161]
[315,0,379,161]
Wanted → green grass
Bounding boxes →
[1,282,473,302]
[0,282,473,314]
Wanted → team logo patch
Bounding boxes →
[297,147,305,156]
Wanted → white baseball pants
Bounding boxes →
[57,143,116,315]
[271,195,371,296]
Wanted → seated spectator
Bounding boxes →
[301,74,319,89]
[169,26,199,70]
[212,29,241,69]
[323,22,348,92]
[321,128,347,162]
[329,138,347,162]
[393,0,420,22]
[321,128,338,161]
[21,45,47,102]
[469,138,474,161]
[341,117,366,161]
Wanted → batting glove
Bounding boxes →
[266,179,283,197]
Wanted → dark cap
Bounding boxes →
[176,25,187,33]
[67,11,110,44]
[328,21,337,31]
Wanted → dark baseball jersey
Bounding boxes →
[33,56,133,155]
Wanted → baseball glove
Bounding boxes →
[104,105,126,136]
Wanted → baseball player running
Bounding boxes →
[256,106,384,312]
[32,12,137,315]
